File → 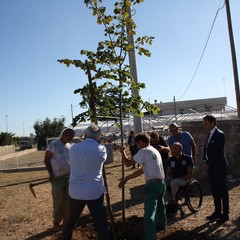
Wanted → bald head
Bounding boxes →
[169,123,180,136]
[171,142,183,158]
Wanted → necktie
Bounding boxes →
[206,132,211,147]
[207,132,211,144]
[205,132,211,160]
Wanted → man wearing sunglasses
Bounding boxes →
[168,123,196,162]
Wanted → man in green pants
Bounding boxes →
[44,128,75,229]
[119,132,167,240]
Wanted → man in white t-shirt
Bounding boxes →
[61,123,111,240]
[44,128,75,229]
[119,132,167,240]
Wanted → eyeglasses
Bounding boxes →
[169,128,177,132]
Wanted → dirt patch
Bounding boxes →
[0,150,240,239]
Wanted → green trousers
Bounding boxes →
[51,176,69,225]
[144,180,167,240]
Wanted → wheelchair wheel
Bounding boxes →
[186,179,203,213]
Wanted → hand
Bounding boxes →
[158,145,164,151]
[118,177,126,188]
[49,174,55,182]
[119,146,126,154]
[203,162,209,171]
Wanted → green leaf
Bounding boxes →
[58,0,155,125]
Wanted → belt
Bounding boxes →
[146,179,164,184]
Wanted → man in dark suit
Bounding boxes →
[202,115,229,223]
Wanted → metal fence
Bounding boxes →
[0,149,45,171]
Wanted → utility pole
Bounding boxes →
[6,115,8,133]
[71,104,74,124]
[149,98,151,129]
[173,96,177,122]
[23,122,25,137]
[225,0,240,117]
[119,5,143,237]
[126,6,143,134]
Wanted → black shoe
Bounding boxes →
[53,222,61,231]
[206,212,221,221]
[156,225,167,232]
[166,203,178,216]
[217,215,229,224]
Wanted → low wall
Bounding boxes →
[181,119,240,178]
[0,145,16,156]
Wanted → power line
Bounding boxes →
[176,1,225,101]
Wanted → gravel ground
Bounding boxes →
[0,150,240,239]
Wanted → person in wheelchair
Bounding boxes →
[166,142,194,213]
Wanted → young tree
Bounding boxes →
[33,117,66,149]
[58,1,158,237]
[58,0,158,126]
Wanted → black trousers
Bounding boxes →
[61,194,111,240]
[208,169,229,216]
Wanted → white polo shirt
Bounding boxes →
[46,139,71,178]
[68,138,107,200]
[133,145,165,181]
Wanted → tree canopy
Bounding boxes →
[58,0,159,126]
[0,132,16,146]
[33,117,66,149]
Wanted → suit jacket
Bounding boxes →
[203,127,229,172]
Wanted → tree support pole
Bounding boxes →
[225,0,240,118]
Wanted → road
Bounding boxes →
[0,148,37,161]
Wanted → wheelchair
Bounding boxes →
[167,178,203,216]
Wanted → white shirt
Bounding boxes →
[68,138,107,200]
[133,145,165,181]
[205,127,217,160]
[208,126,217,144]
[46,139,71,178]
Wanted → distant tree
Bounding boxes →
[0,132,15,146]
[13,136,21,146]
[19,136,33,145]
[33,117,66,150]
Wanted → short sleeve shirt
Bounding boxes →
[46,139,71,178]
[133,145,165,181]
[168,131,193,156]
[168,154,194,179]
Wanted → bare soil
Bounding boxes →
[0,150,240,240]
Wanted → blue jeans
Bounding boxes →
[61,194,111,240]
[144,180,167,240]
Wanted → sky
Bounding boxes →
[1,0,240,137]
